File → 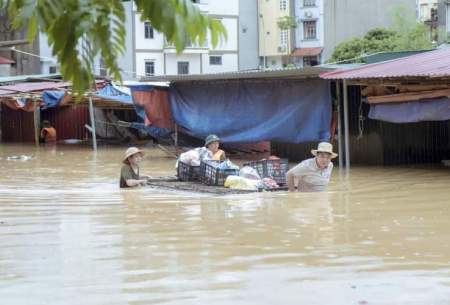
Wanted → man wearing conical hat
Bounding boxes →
[286,142,338,192]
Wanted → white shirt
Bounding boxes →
[287,157,333,192]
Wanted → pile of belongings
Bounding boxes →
[224,166,279,191]
[177,147,212,167]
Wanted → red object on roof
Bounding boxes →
[292,47,323,57]
[0,56,15,65]
[321,47,450,80]
[0,81,71,95]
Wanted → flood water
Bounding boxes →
[0,143,449,305]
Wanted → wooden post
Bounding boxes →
[88,96,97,151]
[33,99,40,146]
[343,80,350,173]
[336,81,343,170]
[174,123,179,155]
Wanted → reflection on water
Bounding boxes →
[0,144,449,305]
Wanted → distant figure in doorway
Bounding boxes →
[120,147,149,188]
[286,142,338,192]
[40,120,57,143]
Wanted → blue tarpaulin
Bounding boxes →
[368,98,450,123]
[95,84,133,104]
[169,79,331,143]
[41,91,65,109]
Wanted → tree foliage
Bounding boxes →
[329,5,433,63]
[1,0,227,97]
[277,16,297,30]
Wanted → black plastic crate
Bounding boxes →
[200,160,239,186]
[243,159,289,185]
[177,161,200,181]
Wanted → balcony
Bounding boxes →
[163,38,209,54]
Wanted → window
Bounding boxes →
[303,0,315,7]
[303,20,316,40]
[209,56,222,65]
[303,56,318,67]
[144,22,154,39]
[177,62,189,75]
[280,0,287,11]
[280,29,288,46]
[49,66,57,74]
[145,60,155,76]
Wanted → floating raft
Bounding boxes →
[147,177,287,195]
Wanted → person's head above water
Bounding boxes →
[204,134,221,153]
[123,147,144,166]
[42,120,51,128]
[311,142,337,169]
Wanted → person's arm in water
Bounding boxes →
[286,162,307,192]
[287,170,296,192]
[126,178,147,187]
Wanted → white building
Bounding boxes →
[38,0,241,79]
[134,0,239,77]
[293,0,324,67]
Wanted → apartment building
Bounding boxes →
[292,0,324,67]
[258,0,295,68]
[438,0,450,38]
[39,0,247,79]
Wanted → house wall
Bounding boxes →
[323,0,417,62]
[238,0,259,70]
[258,0,293,57]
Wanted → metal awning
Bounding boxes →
[321,47,450,80]
[292,47,323,57]
[141,66,332,82]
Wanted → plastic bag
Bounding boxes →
[179,149,201,166]
[218,159,239,170]
[239,166,261,180]
[224,175,260,191]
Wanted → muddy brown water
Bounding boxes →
[0,144,449,305]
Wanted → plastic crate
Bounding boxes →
[177,161,200,181]
[243,159,289,185]
[200,160,239,186]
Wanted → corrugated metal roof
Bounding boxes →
[0,81,70,95]
[0,56,15,64]
[321,47,450,80]
[0,73,61,83]
[141,66,331,82]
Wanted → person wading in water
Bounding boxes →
[120,147,150,188]
[40,120,57,144]
[286,142,338,192]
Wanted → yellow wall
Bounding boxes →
[258,0,292,56]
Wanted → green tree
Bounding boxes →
[329,4,433,63]
[389,4,433,51]
[2,0,227,97]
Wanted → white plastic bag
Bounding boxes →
[239,166,261,180]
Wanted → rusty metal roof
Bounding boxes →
[320,47,450,80]
[141,66,331,82]
[0,56,15,64]
[0,81,71,95]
